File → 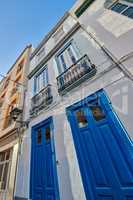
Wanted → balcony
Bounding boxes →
[56,55,97,94]
[30,84,53,117]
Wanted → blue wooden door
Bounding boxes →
[30,117,59,200]
[67,90,133,200]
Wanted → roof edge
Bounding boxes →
[30,12,70,60]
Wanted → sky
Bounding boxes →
[0,0,76,78]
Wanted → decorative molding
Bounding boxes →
[28,23,81,79]
[30,12,70,60]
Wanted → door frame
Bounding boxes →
[30,116,60,200]
[66,89,133,199]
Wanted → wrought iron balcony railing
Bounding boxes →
[56,55,97,94]
[30,84,53,117]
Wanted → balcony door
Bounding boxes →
[56,41,80,74]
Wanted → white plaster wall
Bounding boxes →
[71,0,133,62]
[30,16,77,73]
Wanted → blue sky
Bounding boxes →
[0,0,76,77]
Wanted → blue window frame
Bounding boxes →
[55,41,80,74]
[122,6,133,18]
[110,2,133,19]
[111,3,128,13]
[34,66,48,94]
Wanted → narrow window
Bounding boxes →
[90,105,105,121]
[56,42,79,74]
[45,127,51,142]
[60,54,67,70]
[76,110,88,128]
[67,47,77,64]
[34,67,48,94]
[37,129,42,144]
[0,148,12,191]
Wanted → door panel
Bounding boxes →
[31,117,59,200]
[67,90,133,200]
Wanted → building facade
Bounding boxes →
[15,0,133,200]
[0,45,32,200]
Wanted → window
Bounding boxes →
[90,105,105,121]
[37,129,42,144]
[75,0,95,17]
[110,2,133,19]
[34,67,48,94]
[56,42,79,74]
[45,127,51,142]
[0,148,12,191]
[76,110,88,128]
[111,3,128,13]
[122,6,133,18]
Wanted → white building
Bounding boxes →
[15,0,133,199]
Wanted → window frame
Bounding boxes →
[55,40,80,75]
[0,148,13,192]
[109,1,133,19]
[34,66,48,95]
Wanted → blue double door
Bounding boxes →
[30,117,59,200]
[67,90,133,200]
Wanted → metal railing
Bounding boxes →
[56,55,96,94]
[30,84,53,117]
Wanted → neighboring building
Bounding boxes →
[0,45,32,200]
[15,0,133,200]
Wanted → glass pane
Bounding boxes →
[37,129,42,144]
[5,150,11,161]
[76,110,88,128]
[0,164,3,182]
[0,152,5,162]
[60,54,67,70]
[45,127,51,141]
[1,163,9,190]
[90,105,105,121]
[67,47,77,64]
[122,7,133,19]
[111,3,128,13]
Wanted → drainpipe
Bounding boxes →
[69,13,133,81]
